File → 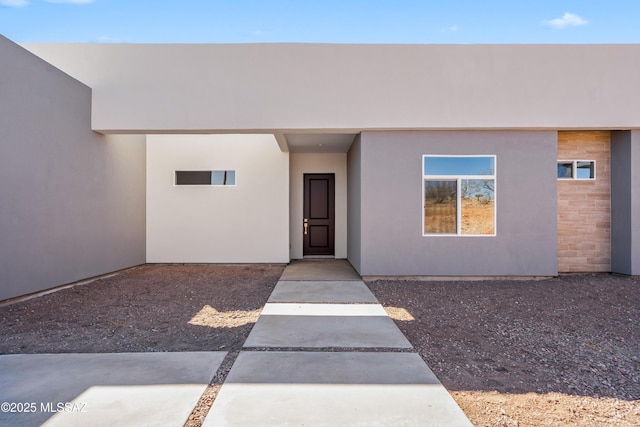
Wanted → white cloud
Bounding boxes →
[442,25,459,33]
[44,0,94,4]
[543,12,588,29]
[0,0,29,7]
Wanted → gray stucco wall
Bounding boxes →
[347,134,362,273]
[611,131,632,274]
[632,130,640,275]
[0,36,146,301]
[21,43,640,133]
[611,130,640,275]
[358,131,558,277]
[632,131,640,275]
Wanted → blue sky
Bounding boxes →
[1,0,639,44]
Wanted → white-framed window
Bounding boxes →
[175,170,236,186]
[423,155,496,236]
[557,160,596,180]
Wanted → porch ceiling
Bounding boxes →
[284,133,357,153]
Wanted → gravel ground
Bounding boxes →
[368,274,640,427]
[0,264,283,354]
[1,265,638,426]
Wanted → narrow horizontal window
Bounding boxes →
[175,170,236,186]
[557,161,595,180]
[423,155,496,236]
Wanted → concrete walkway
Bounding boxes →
[205,259,473,426]
[0,260,473,426]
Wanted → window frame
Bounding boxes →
[174,170,237,187]
[557,160,596,180]
[422,155,497,237]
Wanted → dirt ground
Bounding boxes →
[1,265,638,426]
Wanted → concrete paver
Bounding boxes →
[279,260,361,281]
[260,303,388,316]
[0,352,225,427]
[204,351,473,427]
[244,314,413,348]
[268,280,378,303]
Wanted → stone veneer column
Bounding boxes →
[557,131,611,272]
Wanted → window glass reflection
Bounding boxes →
[576,161,595,179]
[424,156,494,176]
[424,180,457,234]
[461,179,495,235]
[212,170,236,185]
[557,162,573,178]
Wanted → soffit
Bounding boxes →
[285,133,357,153]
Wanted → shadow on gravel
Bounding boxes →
[0,264,285,354]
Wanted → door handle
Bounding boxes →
[303,218,308,235]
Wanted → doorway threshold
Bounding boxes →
[303,255,335,259]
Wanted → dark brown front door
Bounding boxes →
[303,174,335,256]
